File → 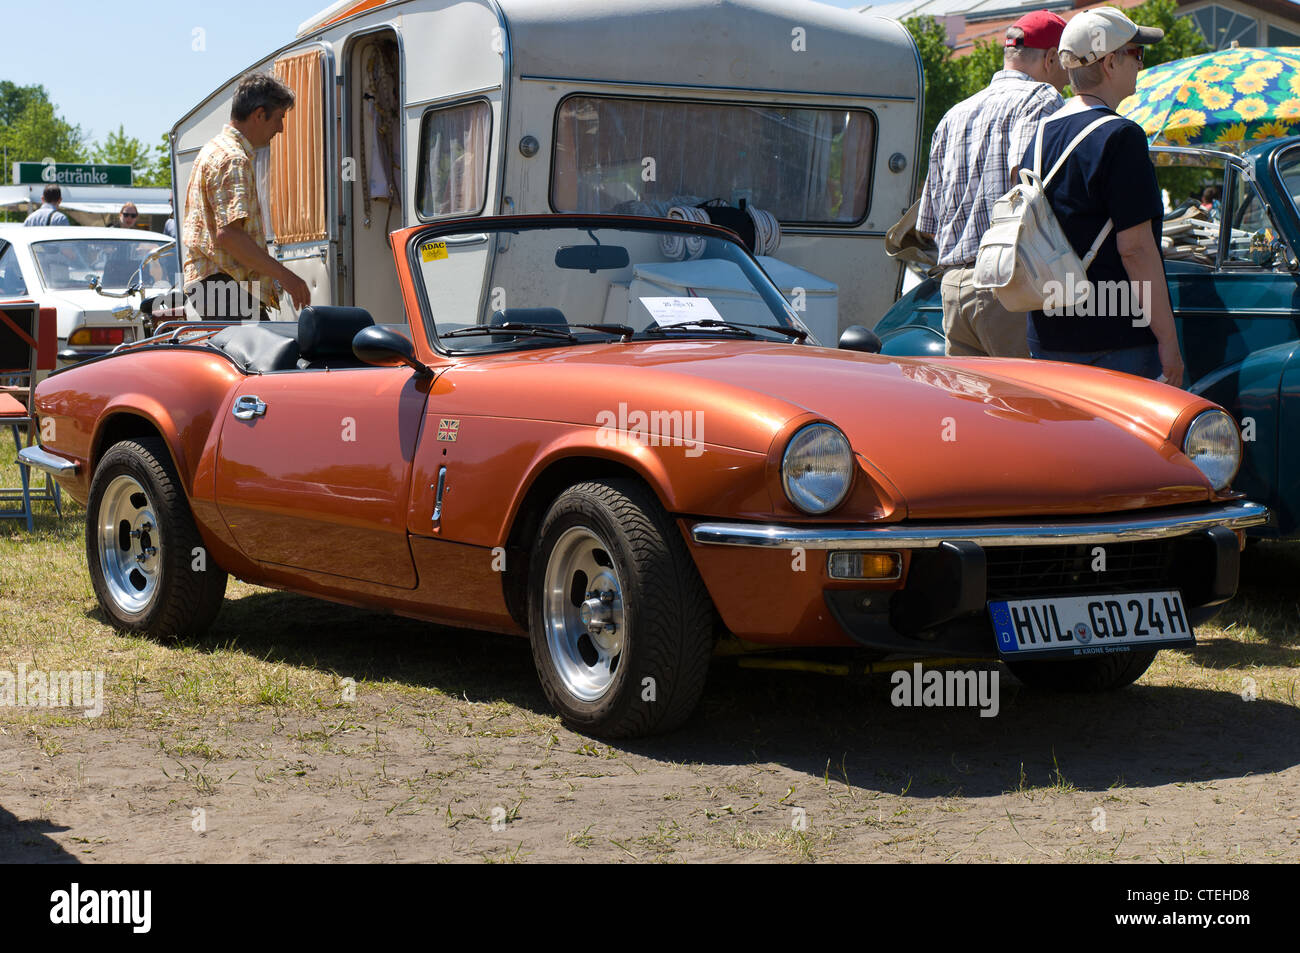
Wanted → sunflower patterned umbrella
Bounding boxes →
[1118,46,1300,150]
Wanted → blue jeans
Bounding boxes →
[1029,343,1163,380]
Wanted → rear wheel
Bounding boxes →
[528,478,714,738]
[1006,649,1158,692]
[86,437,227,639]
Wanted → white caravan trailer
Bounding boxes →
[171,0,922,339]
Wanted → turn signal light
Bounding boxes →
[68,327,126,347]
[828,551,901,580]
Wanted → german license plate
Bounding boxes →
[989,590,1194,658]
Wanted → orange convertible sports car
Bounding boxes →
[22,216,1269,737]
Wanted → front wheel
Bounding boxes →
[528,478,714,738]
[86,437,227,639]
[1006,649,1158,692]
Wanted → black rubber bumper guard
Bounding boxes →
[824,527,1242,658]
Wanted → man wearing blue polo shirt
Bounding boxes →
[1020,7,1184,386]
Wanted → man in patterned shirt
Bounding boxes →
[917,10,1068,357]
[183,72,310,320]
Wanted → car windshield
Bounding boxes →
[30,238,177,292]
[1279,143,1300,223]
[414,221,815,352]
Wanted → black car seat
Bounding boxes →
[297,306,376,369]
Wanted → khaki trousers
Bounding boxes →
[940,266,1029,358]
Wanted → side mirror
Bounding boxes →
[353,325,432,375]
[839,325,882,353]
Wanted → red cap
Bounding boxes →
[1005,10,1067,49]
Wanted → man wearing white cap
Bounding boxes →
[1019,7,1184,386]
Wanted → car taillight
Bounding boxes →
[68,327,126,347]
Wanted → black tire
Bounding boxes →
[528,478,714,738]
[1006,649,1158,692]
[86,437,227,639]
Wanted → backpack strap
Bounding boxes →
[1042,114,1121,187]
[1032,112,1123,269]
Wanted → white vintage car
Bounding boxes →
[0,225,178,366]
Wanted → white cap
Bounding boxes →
[1059,7,1164,68]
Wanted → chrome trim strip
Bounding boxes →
[690,501,1270,550]
[18,446,79,477]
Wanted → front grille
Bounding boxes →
[984,540,1178,600]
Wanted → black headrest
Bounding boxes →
[490,307,567,327]
[298,306,375,359]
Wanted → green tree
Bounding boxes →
[90,125,158,185]
[1131,0,1210,70]
[960,36,1005,100]
[905,16,968,177]
[0,84,86,181]
[144,134,172,190]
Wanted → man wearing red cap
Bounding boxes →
[917,9,1069,358]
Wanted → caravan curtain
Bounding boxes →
[417,101,491,218]
[270,50,327,244]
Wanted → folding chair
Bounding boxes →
[1,303,62,532]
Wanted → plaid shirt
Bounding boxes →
[917,70,1063,268]
[182,124,278,307]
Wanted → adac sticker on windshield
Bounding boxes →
[420,241,448,262]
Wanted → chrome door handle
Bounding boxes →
[232,395,267,420]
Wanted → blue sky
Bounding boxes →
[11,0,1293,156]
[4,0,866,155]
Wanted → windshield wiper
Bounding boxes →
[571,323,635,341]
[442,322,577,342]
[644,319,807,341]
[441,322,637,343]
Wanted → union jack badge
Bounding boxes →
[437,418,460,442]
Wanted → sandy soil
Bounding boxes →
[4,635,1299,863]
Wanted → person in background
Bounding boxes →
[1021,7,1184,387]
[23,184,71,227]
[163,217,177,239]
[111,203,140,229]
[1199,185,1221,219]
[917,10,1069,358]
[182,71,310,320]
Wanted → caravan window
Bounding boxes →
[416,100,492,219]
[552,96,875,225]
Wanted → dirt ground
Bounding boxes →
[4,611,1300,863]
[3,505,1299,863]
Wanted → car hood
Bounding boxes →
[458,341,1217,518]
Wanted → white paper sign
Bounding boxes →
[639,296,723,326]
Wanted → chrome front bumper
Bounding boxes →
[690,500,1270,550]
[17,445,79,477]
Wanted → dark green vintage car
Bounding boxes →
[875,137,1300,538]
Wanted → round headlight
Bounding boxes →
[1183,409,1240,491]
[782,424,854,514]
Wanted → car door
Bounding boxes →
[1162,156,1300,512]
[213,365,429,588]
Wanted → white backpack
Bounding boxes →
[972,112,1120,312]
